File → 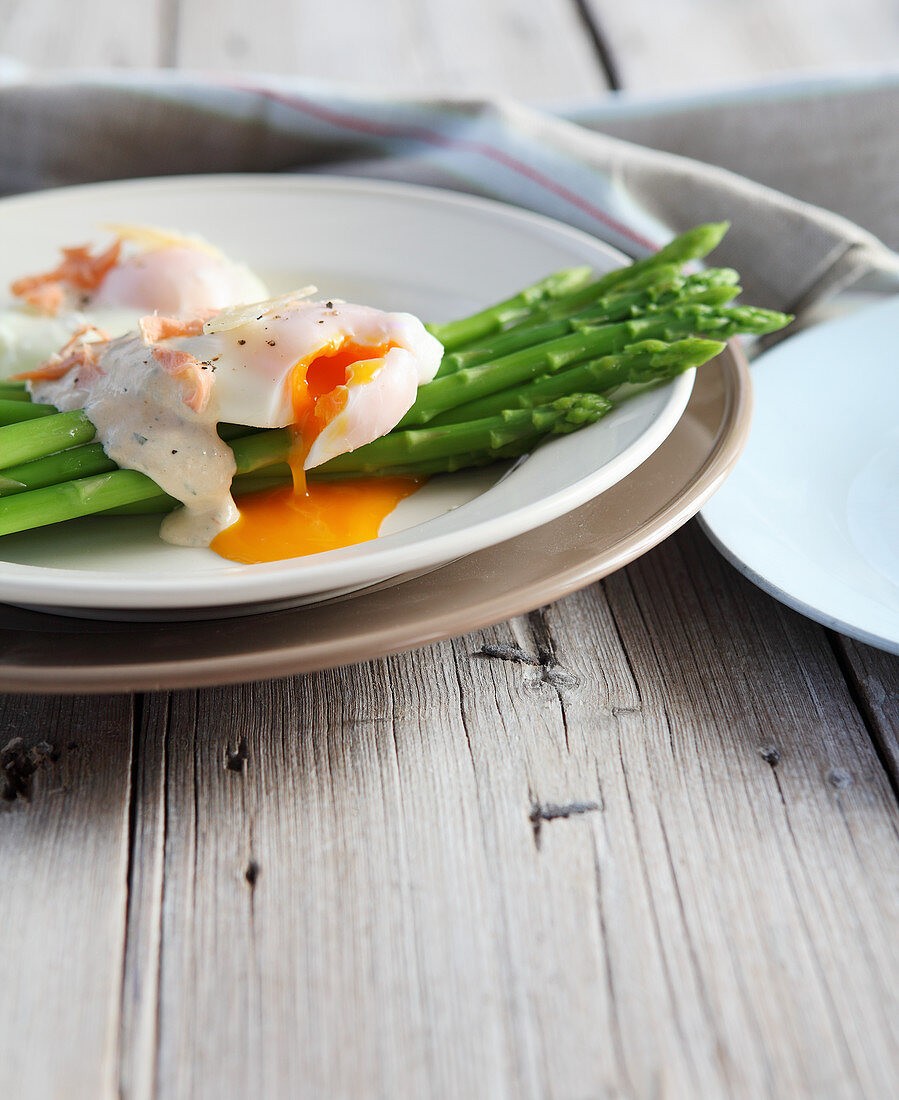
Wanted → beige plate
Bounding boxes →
[0,345,750,693]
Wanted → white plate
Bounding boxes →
[0,175,694,616]
[700,296,899,654]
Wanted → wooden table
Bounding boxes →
[2,4,898,1097]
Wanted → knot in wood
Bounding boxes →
[1,737,58,802]
[826,767,854,790]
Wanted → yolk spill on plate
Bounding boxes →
[212,341,420,564]
[211,477,422,563]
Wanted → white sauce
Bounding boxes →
[31,336,238,547]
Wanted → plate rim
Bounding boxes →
[0,172,694,610]
[0,342,752,692]
[698,294,899,656]
[697,514,899,656]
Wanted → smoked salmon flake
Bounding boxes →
[151,346,213,413]
[10,240,123,314]
[12,325,109,382]
[17,282,66,315]
[138,313,214,343]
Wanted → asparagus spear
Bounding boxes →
[437,270,739,376]
[428,338,724,426]
[427,266,594,351]
[486,222,731,343]
[497,263,740,338]
[0,425,276,495]
[108,470,294,515]
[433,264,683,377]
[104,417,601,515]
[0,441,117,494]
[0,398,60,425]
[0,409,96,466]
[320,394,609,475]
[223,397,610,479]
[397,303,790,428]
[426,222,730,353]
[0,397,609,535]
[0,468,164,536]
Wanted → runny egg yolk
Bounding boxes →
[210,477,422,563]
[211,340,421,564]
[286,340,392,491]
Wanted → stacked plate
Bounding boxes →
[0,176,753,690]
[701,295,899,655]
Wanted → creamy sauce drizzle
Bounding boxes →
[31,335,238,546]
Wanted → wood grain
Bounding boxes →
[582,0,899,92]
[173,0,608,100]
[0,0,167,68]
[106,526,899,1098]
[835,636,899,794]
[599,523,899,1096]
[0,694,134,1100]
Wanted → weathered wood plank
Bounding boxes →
[0,694,134,1100]
[132,667,524,1097]
[598,524,899,1096]
[582,0,899,92]
[116,525,899,1098]
[835,636,899,794]
[174,0,608,100]
[0,0,166,68]
[117,695,167,1100]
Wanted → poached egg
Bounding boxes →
[1,226,268,378]
[27,292,443,552]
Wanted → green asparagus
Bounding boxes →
[0,397,609,534]
[0,398,60,424]
[397,303,789,428]
[0,221,794,540]
[437,269,740,376]
[426,266,594,351]
[428,338,724,426]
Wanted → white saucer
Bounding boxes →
[700,296,899,654]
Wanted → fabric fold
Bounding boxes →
[1,69,897,314]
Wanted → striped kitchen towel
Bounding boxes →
[0,66,897,313]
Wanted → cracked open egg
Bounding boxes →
[22,290,443,561]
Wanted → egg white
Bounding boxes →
[29,293,444,547]
[174,298,443,454]
[0,231,268,379]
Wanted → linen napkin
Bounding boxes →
[0,66,897,314]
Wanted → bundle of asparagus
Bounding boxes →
[0,222,790,538]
